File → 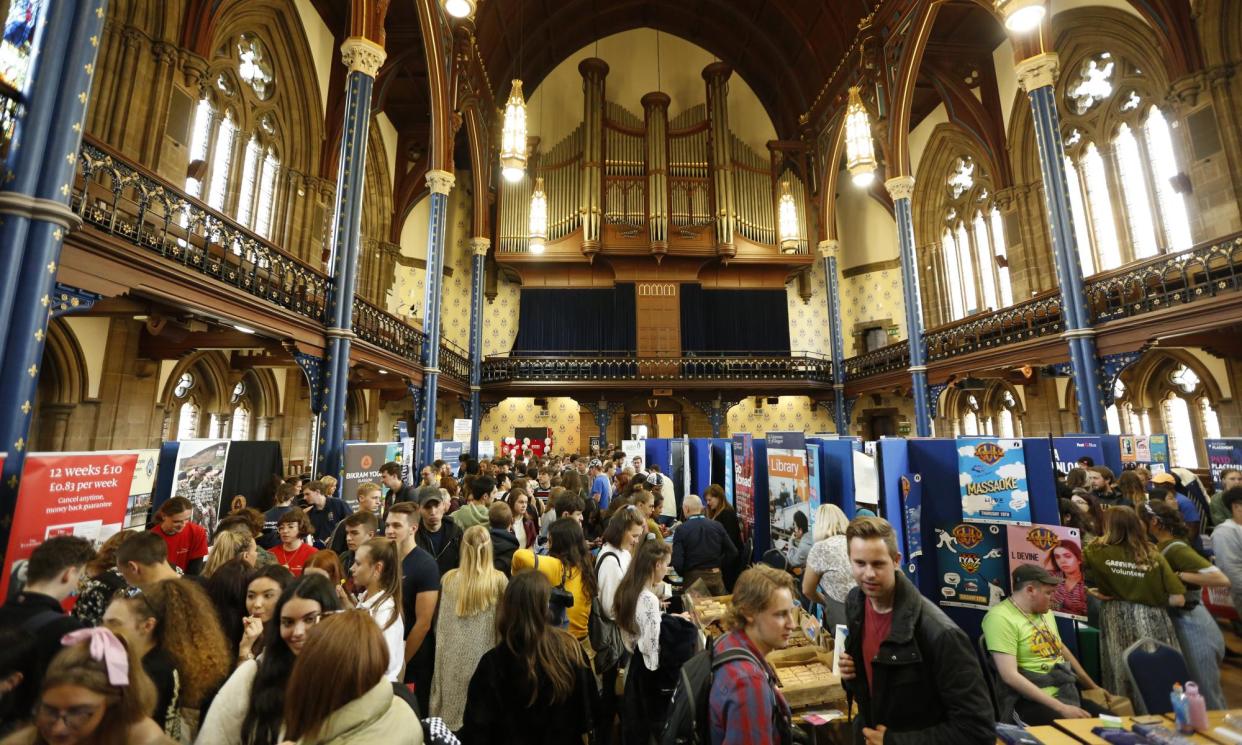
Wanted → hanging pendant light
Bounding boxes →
[778,181,800,254]
[528,177,547,254]
[996,0,1045,32]
[845,86,877,188]
[500,80,528,182]
[442,0,475,19]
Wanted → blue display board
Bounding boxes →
[709,439,735,507]
[689,438,713,499]
[1206,438,1242,485]
[1051,436,1105,474]
[751,440,770,561]
[809,437,858,518]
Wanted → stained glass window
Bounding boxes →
[1067,53,1115,114]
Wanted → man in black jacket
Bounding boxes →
[414,485,462,575]
[671,494,737,595]
[380,461,418,510]
[487,501,520,576]
[838,516,994,745]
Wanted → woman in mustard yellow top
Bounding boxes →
[511,517,597,640]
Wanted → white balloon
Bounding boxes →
[523,437,531,445]
[544,438,551,445]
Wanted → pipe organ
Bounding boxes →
[496,59,809,259]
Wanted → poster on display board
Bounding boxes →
[500,428,552,459]
[477,440,495,460]
[806,443,821,533]
[434,441,463,467]
[1006,524,1086,620]
[956,438,1031,525]
[1119,434,1169,473]
[400,438,416,482]
[452,419,472,445]
[732,434,754,540]
[622,440,646,473]
[722,442,734,508]
[766,432,809,551]
[937,522,1008,611]
[170,440,230,535]
[1052,437,1105,474]
[342,443,402,510]
[1,449,159,598]
[1205,439,1242,486]
[853,450,879,506]
[901,473,923,563]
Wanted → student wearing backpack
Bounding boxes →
[595,507,647,745]
[706,564,799,745]
[837,517,994,744]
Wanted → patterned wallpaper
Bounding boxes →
[482,274,520,357]
[439,182,476,350]
[786,260,833,358]
[480,397,581,454]
[726,395,836,435]
[837,268,908,357]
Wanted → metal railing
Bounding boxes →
[439,339,471,383]
[482,353,833,383]
[352,297,425,361]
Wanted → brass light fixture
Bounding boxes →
[500,80,527,182]
[442,0,475,19]
[844,86,877,188]
[528,177,547,254]
[777,181,800,254]
[996,0,1045,32]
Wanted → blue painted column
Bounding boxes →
[317,37,387,479]
[418,170,456,467]
[467,237,488,456]
[1016,54,1106,434]
[0,0,108,545]
[817,240,849,434]
[885,176,932,437]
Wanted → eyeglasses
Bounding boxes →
[114,585,156,616]
[35,702,102,730]
[278,609,340,630]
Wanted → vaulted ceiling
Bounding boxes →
[472,0,877,138]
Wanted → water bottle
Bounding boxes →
[1171,682,1189,733]
[1184,682,1209,731]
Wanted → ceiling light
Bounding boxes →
[528,176,547,255]
[378,368,388,374]
[845,86,877,189]
[234,324,256,334]
[442,0,474,19]
[997,0,1045,33]
[778,181,800,254]
[500,80,527,183]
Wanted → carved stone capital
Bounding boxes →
[470,237,491,257]
[340,36,387,78]
[884,175,916,201]
[817,239,839,259]
[1015,52,1059,93]
[152,42,178,67]
[1167,72,1209,109]
[426,169,456,195]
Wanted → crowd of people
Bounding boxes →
[0,448,1238,744]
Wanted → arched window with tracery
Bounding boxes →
[230,381,251,440]
[1058,49,1192,275]
[185,33,282,238]
[993,389,1022,438]
[937,157,1013,322]
[1153,363,1222,469]
[174,373,200,440]
[959,393,982,436]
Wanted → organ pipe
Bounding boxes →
[579,58,608,256]
[703,63,735,256]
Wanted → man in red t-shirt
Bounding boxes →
[837,516,993,744]
[150,496,208,575]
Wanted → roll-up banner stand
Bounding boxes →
[732,434,754,539]
[767,432,809,554]
[876,437,1075,653]
[1206,438,1242,486]
[2,449,160,598]
[168,439,231,536]
[343,443,402,510]
[669,437,687,516]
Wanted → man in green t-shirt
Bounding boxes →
[981,564,1101,725]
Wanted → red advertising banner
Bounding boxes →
[2,452,142,598]
[732,433,754,541]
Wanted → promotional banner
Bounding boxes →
[622,440,646,472]
[170,439,231,535]
[342,443,401,510]
[1119,434,1170,473]
[937,522,1008,610]
[1051,436,1105,474]
[452,418,472,444]
[1205,438,1242,486]
[806,443,821,533]
[477,440,495,460]
[901,473,923,561]
[1006,524,1086,620]
[767,432,809,551]
[500,428,552,459]
[722,441,734,508]
[434,440,463,467]
[732,433,754,540]
[956,438,1031,525]
[2,450,159,598]
[853,450,879,506]
[400,438,416,483]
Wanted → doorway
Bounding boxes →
[629,412,679,439]
[865,412,897,440]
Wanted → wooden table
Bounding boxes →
[1024,725,1081,744]
[1161,709,1242,745]
[1053,716,1221,744]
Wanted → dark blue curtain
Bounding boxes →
[680,284,790,353]
[512,284,636,354]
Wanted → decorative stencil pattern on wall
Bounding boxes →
[837,269,907,357]
[482,275,520,357]
[786,260,832,357]
[388,265,425,321]
[726,396,835,436]
[480,397,581,455]
[439,182,476,350]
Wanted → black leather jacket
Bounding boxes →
[842,573,995,745]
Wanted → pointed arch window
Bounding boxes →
[956,222,976,314]
[960,394,981,436]
[176,400,200,440]
[1081,143,1121,271]
[1113,123,1159,260]
[231,402,251,440]
[942,227,964,320]
[1162,393,1197,468]
[990,208,1013,308]
[1064,155,1096,275]
[935,156,1013,323]
[1143,106,1191,252]
[206,110,236,211]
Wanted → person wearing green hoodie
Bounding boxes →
[450,475,494,531]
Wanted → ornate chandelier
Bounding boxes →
[778,181,799,254]
[996,0,1045,32]
[442,0,475,19]
[528,177,547,254]
[500,80,527,183]
[845,86,877,188]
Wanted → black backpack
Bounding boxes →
[660,638,765,745]
[588,551,626,673]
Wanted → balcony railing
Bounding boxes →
[482,352,833,384]
[70,138,470,382]
[440,339,471,383]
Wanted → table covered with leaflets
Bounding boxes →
[1000,710,1242,744]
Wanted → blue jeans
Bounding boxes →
[1170,603,1227,710]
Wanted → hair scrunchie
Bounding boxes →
[61,627,130,686]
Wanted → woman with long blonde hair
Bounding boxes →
[203,530,257,578]
[801,503,852,627]
[430,525,508,730]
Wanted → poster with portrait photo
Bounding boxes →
[170,439,231,536]
[1006,524,1086,620]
